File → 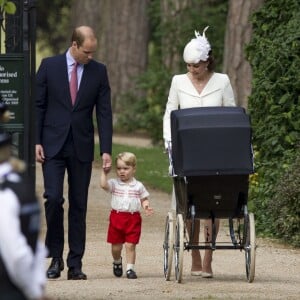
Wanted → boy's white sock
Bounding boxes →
[114,257,122,264]
[126,264,135,271]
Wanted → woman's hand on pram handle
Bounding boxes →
[164,140,172,152]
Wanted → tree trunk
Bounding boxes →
[160,0,192,73]
[223,0,264,108]
[70,0,150,113]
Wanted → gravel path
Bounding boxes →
[36,136,300,300]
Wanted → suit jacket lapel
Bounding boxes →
[56,54,73,109]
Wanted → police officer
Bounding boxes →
[0,100,48,300]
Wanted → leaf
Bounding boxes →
[4,1,16,14]
[278,93,290,104]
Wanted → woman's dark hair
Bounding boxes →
[207,50,216,71]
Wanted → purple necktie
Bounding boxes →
[70,62,78,105]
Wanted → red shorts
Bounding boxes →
[107,210,142,244]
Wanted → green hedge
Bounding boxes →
[270,149,300,246]
[246,0,300,246]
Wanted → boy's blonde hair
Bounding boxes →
[116,152,137,167]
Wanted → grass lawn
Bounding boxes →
[95,143,172,194]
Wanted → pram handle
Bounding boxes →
[166,141,177,177]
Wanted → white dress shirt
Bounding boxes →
[66,49,83,87]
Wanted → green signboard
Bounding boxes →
[0,54,24,158]
[0,54,24,127]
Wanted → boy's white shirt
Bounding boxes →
[106,178,149,212]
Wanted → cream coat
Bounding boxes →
[163,72,236,143]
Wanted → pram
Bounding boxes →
[163,106,256,283]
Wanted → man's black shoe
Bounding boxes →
[47,257,64,279]
[67,268,87,280]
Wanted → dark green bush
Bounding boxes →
[270,149,300,247]
[246,0,300,243]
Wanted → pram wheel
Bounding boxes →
[244,212,256,282]
[174,214,184,283]
[163,211,174,280]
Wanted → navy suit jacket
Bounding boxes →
[35,53,113,162]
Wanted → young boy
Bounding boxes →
[100,152,153,279]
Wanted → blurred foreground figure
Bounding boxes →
[0,99,48,300]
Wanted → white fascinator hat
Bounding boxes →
[183,26,211,63]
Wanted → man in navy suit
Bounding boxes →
[36,26,113,280]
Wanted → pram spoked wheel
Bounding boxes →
[174,214,184,283]
[244,212,256,282]
[163,212,174,280]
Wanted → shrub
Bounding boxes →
[246,0,300,243]
[270,149,300,247]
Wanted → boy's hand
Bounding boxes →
[142,199,153,216]
[143,201,154,216]
[144,206,154,216]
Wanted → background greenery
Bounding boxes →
[34,0,300,246]
[95,143,172,194]
[36,0,72,54]
[115,0,228,144]
[245,0,300,246]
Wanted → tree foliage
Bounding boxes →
[36,0,72,54]
[0,0,16,33]
[115,0,229,144]
[0,0,16,16]
[35,0,229,144]
[245,0,300,245]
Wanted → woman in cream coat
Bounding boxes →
[163,27,236,278]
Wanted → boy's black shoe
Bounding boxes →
[126,269,137,279]
[113,258,123,277]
